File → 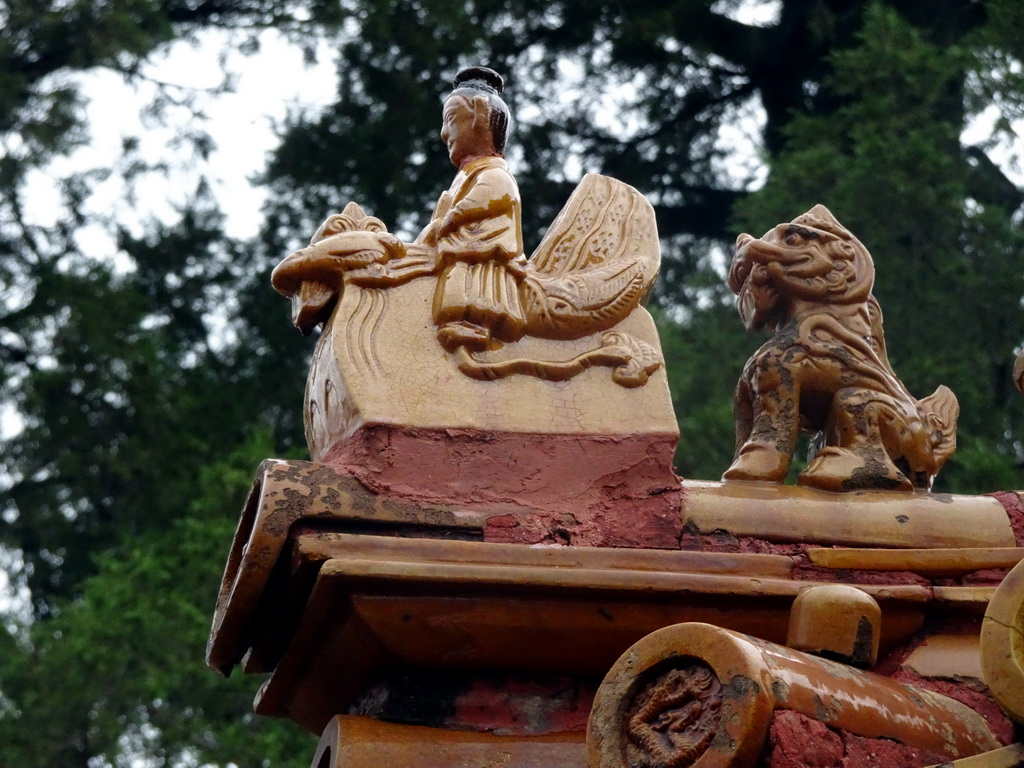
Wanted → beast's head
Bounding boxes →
[728,205,874,332]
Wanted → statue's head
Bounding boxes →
[441,66,511,168]
[728,205,874,332]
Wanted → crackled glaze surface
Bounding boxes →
[272,68,665,395]
[724,205,958,493]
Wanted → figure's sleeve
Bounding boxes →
[436,169,522,266]
[415,190,454,247]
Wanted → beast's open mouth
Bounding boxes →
[729,233,789,331]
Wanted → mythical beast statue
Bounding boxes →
[723,205,958,492]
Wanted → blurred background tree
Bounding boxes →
[1,0,1022,765]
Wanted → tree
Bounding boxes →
[1,1,1023,766]
[0,1,330,763]
[0,432,310,767]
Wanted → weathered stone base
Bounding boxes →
[205,461,1024,767]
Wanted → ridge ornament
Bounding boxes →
[271,66,662,388]
[724,204,958,492]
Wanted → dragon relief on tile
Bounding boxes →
[270,67,662,389]
[624,663,722,768]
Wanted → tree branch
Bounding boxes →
[964,145,1024,212]
[655,187,748,240]
[667,3,778,73]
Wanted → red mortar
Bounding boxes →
[679,528,807,556]
[321,424,683,548]
[761,710,946,768]
[960,567,1012,586]
[989,491,1024,547]
[792,562,931,587]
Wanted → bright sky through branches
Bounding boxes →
[21,30,337,266]
[20,0,1022,276]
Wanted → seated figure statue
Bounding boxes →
[264,66,676,528]
[426,67,526,353]
[273,65,522,352]
[723,205,958,492]
[271,66,663,388]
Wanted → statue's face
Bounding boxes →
[440,94,493,168]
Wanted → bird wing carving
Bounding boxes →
[520,173,660,340]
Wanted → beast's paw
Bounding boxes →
[799,447,912,492]
[723,442,790,483]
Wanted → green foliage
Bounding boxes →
[655,305,750,480]
[0,431,310,766]
[1,189,309,613]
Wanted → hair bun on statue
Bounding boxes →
[453,66,504,95]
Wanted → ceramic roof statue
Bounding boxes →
[271,66,662,388]
[429,66,525,353]
[262,66,678,545]
[723,205,959,492]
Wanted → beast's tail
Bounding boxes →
[917,385,959,472]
